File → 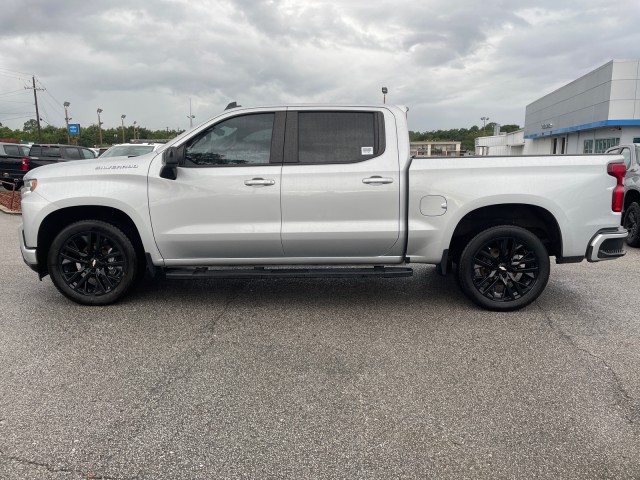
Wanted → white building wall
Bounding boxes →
[524,60,640,154]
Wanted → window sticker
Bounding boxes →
[361,147,374,155]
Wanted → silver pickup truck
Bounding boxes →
[19,104,628,311]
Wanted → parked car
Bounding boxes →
[0,142,31,190]
[606,143,640,246]
[0,143,96,190]
[100,143,163,158]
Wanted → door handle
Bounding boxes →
[244,178,275,186]
[362,176,394,185]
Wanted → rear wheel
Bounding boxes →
[623,202,640,247]
[457,225,550,311]
[47,220,138,305]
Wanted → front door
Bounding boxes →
[148,111,285,262]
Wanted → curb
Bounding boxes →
[0,203,21,215]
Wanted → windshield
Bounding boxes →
[101,145,155,158]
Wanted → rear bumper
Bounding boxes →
[19,224,38,272]
[1,171,25,183]
[586,227,627,262]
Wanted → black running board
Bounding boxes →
[165,266,414,280]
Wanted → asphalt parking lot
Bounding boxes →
[0,212,639,479]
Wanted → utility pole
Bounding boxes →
[25,76,44,142]
[63,101,71,144]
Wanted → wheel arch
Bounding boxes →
[447,203,563,263]
[36,206,146,277]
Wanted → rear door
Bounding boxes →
[280,108,400,258]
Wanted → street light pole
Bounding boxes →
[187,97,195,128]
[97,108,103,145]
[120,114,126,143]
[64,101,71,144]
[133,121,137,140]
[481,116,489,132]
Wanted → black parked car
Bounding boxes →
[1,143,96,190]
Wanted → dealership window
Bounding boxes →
[594,138,620,153]
[583,140,593,154]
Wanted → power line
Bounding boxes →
[37,79,66,115]
[0,115,33,122]
[0,90,30,98]
[0,66,31,77]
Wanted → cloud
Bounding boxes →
[1,0,639,134]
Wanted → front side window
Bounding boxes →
[81,148,96,159]
[298,112,378,164]
[184,113,274,167]
[64,148,81,160]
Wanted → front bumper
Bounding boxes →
[19,224,38,272]
[586,227,627,262]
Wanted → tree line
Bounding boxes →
[0,120,182,147]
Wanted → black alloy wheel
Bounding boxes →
[457,226,550,311]
[623,202,640,247]
[48,220,138,305]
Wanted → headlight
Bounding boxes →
[22,178,37,194]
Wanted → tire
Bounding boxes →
[47,220,138,305]
[457,225,550,311]
[623,202,640,247]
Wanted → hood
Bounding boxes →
[23,151,160,181]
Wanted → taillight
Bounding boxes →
[21,157,29,171]
[607,162,625,212]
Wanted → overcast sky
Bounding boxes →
[1,0,639,135]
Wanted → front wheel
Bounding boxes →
[457,226,550,311]
[47,220,138,305]
[623,202,640,247]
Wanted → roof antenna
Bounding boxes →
[225,101,241,110]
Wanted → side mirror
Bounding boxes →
[160,146,183,180]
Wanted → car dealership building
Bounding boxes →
[476,59,640,155]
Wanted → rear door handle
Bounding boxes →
[362,176,394,185]
[244,178,275,186]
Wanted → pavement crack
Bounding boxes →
[537,303,640,426]
[0,450,119,479]
[100,281,250,455]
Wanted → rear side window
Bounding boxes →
[41,147,61,158]
[294,111,384,164]
[4,145,21,156]
[620,148,631,169]
[29,146,41,156]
